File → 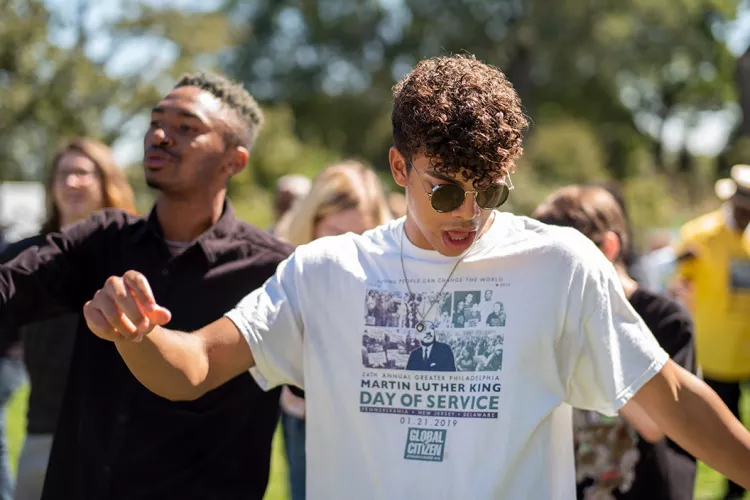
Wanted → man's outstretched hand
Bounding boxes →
[84,270,172,343]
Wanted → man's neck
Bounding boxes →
[155,192,226,242]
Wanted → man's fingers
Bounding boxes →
[123,271,172,326]
[123,271,157,311]
[93,290,138,337]
[105,276,149,332]
[83,301,120,341]
[149,305,172,326]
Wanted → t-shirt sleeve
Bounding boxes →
[224,253,304,391]
[562,241,669,416]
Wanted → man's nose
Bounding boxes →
[452,191,480,221]
[150,127,172,147]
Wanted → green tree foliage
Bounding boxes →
[0,0,240,182]
[228,105,344,228]
[226,0,740,181]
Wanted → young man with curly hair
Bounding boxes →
[80,55,750,499]
[0,73,292,499]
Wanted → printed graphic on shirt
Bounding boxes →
[402,292,451,329]
[360,278,509,422]
[365,290,404,327]
[573,410,641,498]
[449,330,504,371]
[452,290,481,327]
[362,328,504,372]
[729,259,750,291]
[404,428,447,462]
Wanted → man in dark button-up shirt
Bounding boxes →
[0,72,291,499]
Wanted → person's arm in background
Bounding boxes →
[0,212,110,339]
[0,234,51,356]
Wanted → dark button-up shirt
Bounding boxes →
[0,203,292,500]
[1,235,78,436]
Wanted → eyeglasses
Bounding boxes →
[55,169,98,184]
[408,158,514,213]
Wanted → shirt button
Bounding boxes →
[102,465,112,474]
[117,413,129,424]
[161,268,169,276]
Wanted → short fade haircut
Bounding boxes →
[391,54,528,189]
[531,185,630,265]
[174,72,264,151]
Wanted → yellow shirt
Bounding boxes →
[676,209,750,380]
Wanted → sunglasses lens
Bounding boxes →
[430,185,465,213]
[476,184,510,209]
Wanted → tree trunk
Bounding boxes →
[736,44,750,136]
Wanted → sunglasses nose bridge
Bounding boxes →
[453,189,481,219]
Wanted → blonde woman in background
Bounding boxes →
[0,138,136,500]
[274,160,393,500]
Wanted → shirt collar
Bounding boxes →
[133,200,241,264]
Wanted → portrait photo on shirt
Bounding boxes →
[452,290,482,328]
[362,328,410,369]
[403,291,452,329]
[404,322,456,372]
[444,330,504,372]
[361,324,504,373]
[485,301,507,327]
[364,289,404,327]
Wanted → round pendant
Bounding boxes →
[416,322,425,333]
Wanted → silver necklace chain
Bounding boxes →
[399,227,465,332]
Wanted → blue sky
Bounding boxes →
[42,0,750,166]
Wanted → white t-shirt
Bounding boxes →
[226,214,669,500]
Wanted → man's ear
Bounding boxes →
[600,231,621,263]
[225,146,249,176]
[389,147,408,188]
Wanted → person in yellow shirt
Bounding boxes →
[675,164,750,500]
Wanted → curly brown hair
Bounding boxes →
[392,54,528,189]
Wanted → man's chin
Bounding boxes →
[145,178,164,191]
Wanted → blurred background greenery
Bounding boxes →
[1,0,750,248]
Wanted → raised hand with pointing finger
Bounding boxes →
[84,270,172,343]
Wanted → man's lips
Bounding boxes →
[444,229,476,241]
[144,150,178,167]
